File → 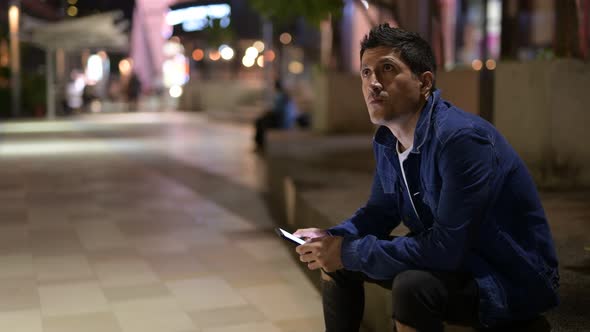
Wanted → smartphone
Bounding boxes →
[275,227,305,245]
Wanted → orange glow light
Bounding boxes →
[264,50,275,62]
[209,50,221,61]
[485,59,497,70]
[471,59,483,71]
[192,49,204,61]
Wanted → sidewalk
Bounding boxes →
[0,112,324,332]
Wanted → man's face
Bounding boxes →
[360,46,424,125]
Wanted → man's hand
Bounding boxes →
[293,228,328,241]
[296,236,344,272]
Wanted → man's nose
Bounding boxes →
[370,79,383,95]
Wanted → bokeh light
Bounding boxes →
[67,6,78,16]
[253,41,265,52]
[288,61,304,74]
[471,59,483,71]
[280,33,292,45]
[256,55,264,67]
[486,59,497,70]
[242,56,255,68]
[219,45,234,60]
[192,49,204,61]
[209,50,221,61]
[169,85,183,98]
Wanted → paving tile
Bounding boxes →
[0,310,42,332]
[166,277,247,311]
[0,277,39,311]
[188,305,267,329]
[38,281,109,317]
[43,312,122,332]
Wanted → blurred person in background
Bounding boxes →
[127,72,142,111]
[293,24,558,332]
[253,80,290,153]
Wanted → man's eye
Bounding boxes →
[361,69,371,77]
[383,64,394,71]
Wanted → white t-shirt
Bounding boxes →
[397,142,420,220]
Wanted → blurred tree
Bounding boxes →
[248,0,343,69]
[201,15,236,48]
[555,0,582,58]
[248,0,342,26]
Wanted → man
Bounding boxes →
[294,24,559,332]
[253,80,290,152]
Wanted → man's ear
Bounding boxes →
[420,71,434,96]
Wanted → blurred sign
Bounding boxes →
[165,4,231,32]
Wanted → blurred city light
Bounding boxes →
[471,59,483,71]
[288,61,304,74]
[90,100,102,113]
[220,17,231,28]
[219,45,234,60]
[280,33,292,45]
[486,59,497,70]
[245,46,258,59]
[164,40,184,57]
[264,50,276,62]
[256,55,264,67]
[163,54,189,87]
[118,58,133,76]
[169,85,183,98]
[192,49,204,61]
[209,50,221,61]
[67,0,78,4]
[253,41,265,52]
[242,56,255,68]
[8,3,21,118]
[8,5,19,33]
[67,6,78,17]
[166,4,231,32]
[86,54,103,85]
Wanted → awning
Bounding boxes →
[29,11,129,51]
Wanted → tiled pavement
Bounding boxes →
[0,113,324,332]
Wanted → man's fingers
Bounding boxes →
[295,244,310,255]
[293,229,319,239]
[294,228,327,240]
[307,261,321,270]
[299,251,316,263]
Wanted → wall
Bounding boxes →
[311,68,481,133]
[437,68,480,115]
[179,79,265,112]
[494,60,590,187]
[311,70,375,134]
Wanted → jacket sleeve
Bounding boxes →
[327,169,401,240]
[340,130,495,280]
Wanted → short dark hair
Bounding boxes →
[360,24,436,88]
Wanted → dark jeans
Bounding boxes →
[322,269,479,332]
[254,111,281,150]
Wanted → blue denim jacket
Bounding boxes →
[328,90,559,326]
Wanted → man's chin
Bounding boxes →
[368,109,384,124]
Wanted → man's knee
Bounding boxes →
[392,270,433,303]
[322,269,365,288]
[391,270,444,331]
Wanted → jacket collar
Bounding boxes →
[374,89,440,154]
